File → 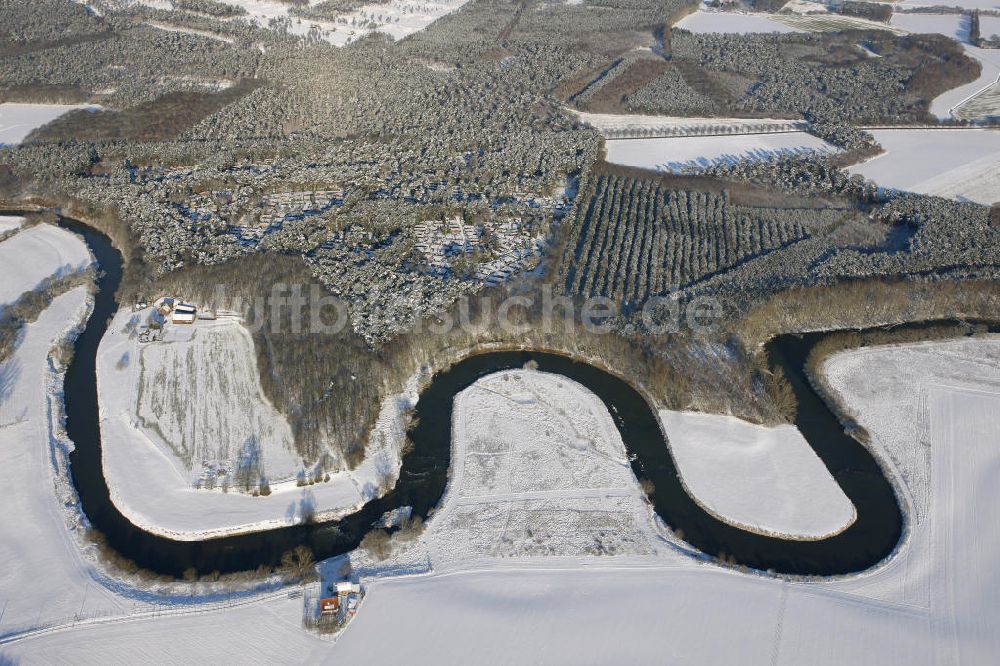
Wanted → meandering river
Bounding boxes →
[40,214,914,577]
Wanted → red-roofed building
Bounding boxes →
[319,597,340,615]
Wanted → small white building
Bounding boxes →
[172,303,197,325]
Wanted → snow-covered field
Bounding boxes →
[982,15,1000,40]
[131,320,298,483]
[675,10,802,34]
[898,0,999,9]
[0,215,24,235]
[604,133,836,173]
[847,128,1000,204]
[0,223,93,307]
[0,286,132,638]
[571,110,807,137]
[425,370,661,566]
[96,309,417,539]
[661,410,855,539]
[889,12,966,41]
[682,2,904,35]
[822,337,1000,521]
[0,104,98,146]
[0,226,133,638]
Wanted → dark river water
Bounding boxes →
[37,214,930,577]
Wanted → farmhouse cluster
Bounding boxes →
[134,296,216,342]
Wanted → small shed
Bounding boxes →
[335,581,361,596]
[172,304,197,324]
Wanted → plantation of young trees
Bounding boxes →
[560,173,813,303]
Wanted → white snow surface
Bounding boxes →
[675,10,803,34]
[570,109,807,136]
[0,223,93,308]
[661,409,856,539]
[7,338,1000,663]
[982,15,1000,40]
[0,215,24,234]
[821,337,1000,523]
[847,128,1000,204]
[96,309,418,540]
[898,0,998,9]
[0,103,98,146]
[604,132,836,173]
[890,12,966,41]
[423,370,661,566]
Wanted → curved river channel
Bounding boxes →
[48,216,916,577]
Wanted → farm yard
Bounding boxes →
[121,315,300,488]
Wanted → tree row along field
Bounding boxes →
[559,173,814,302]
